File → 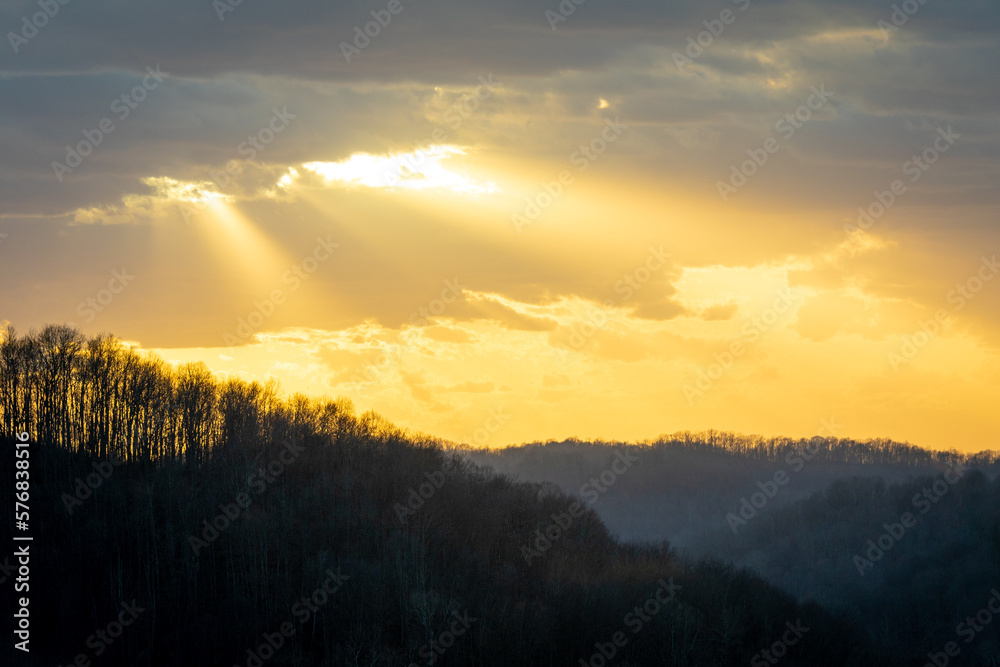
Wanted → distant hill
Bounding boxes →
[463,436,1000,663]
[461,434,998,547]
[695,470,1000,661]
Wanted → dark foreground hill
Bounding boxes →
[0,325,895,666]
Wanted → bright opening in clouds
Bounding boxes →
[144,177,231,204]
[302,146,498,195]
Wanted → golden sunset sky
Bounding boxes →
[1,0,998,450]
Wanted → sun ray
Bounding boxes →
[197,199,293,292]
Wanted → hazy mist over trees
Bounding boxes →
[468,437,1000,664]
[464,435,994,546]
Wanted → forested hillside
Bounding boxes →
[696,472,1000,662]
[1,325,896,666]
[467,438,1000,664]
[464,437,998,547]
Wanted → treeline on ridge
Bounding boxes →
[1,325,898,666]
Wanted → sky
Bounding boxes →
[1,0,998,451]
